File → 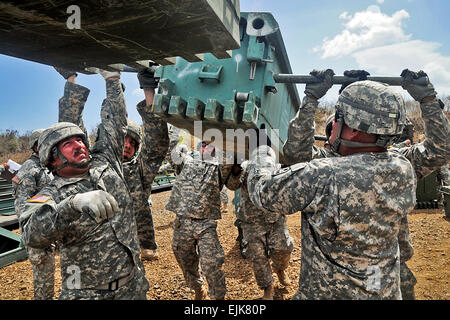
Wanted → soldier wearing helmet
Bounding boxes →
[248,68,449,299]
[55,67,169,263]
[19,70,149,300]
[122,68,169,262]
[166,140,242,300]
[11,128,53,300]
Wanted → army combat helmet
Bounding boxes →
[29,128,45,150]
[331,80,406,152]
[38,122,90,171]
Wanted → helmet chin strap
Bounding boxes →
[331,118,394,154]
[53,148,91,172]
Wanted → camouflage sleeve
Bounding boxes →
[165,125,180,168]
[399,98,450,180]
[13,167,39,215]
[91,79,128,167]
[136,100,169,193]
[219,164,242,191]
[20,195,80,249]
[398,213,414,262]
[58,81,90,138]
[283,96,317,164]
[247,151,327,215]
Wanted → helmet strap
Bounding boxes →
[52,147,91,172]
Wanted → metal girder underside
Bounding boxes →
[0,0,241,72]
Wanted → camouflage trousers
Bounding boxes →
[26,246,55,300]
[135,206,157,250]
[400,262,417,300]
[172,216,226,299]
[241,215,294,289]
[220,188,229,204]
[58,268,149,300]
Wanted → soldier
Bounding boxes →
[55,67,169,262]
[220,186,229,213]
[247,69,449,299]
[165,141,242,300]
[236,160,294,300]
[18,70,149,300]
[159,143,192,175]
[11,129,54,300]
[122,68,170,261]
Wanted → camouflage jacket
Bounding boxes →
[236,162,282,224]
[122,100,169,247]
[284,96,450,180]
[58,81,90,138]
[165,157,241,220]
[250,95,450,299]
[12,155,52,215]
[59,83,169,249]
[19,80,146,291]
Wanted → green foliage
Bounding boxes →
[0,130,31,163]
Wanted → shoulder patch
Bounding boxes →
[28,195,51,203]
[12,175,21,184]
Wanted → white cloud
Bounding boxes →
[353,40,450,96]
[314,5,450,98]
[315,5,411,58]
[377,0,385,4]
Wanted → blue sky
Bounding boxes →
[1,0,449,134]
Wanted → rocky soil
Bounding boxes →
[0,189,448,300]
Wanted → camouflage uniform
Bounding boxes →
[220,186,229,204]
[164,124,181,171]
[12,154,53,300]
[58,81,169,251]
[237,163,293,289]
[248,83,449,299]
[122,105,169,251]
[19,80,149,300]
[165,157,241,299]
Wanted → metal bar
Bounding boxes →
[273,74,428,86]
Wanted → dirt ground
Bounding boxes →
[0,189,448,300]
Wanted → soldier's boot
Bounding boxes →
[140,248,159,261]
[194,285,208,300]
[262,284,274,300]
[275,269,291,287]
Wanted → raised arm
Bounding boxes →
[398,69,450,180]
[283,69,334,164]
[91,71,128,168]
[136,68,170,192]
[55,67,90,138]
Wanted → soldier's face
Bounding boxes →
[123,135,137,162]
[57,136,90,163]
[51,136,90,177]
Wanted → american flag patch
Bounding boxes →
[28,195,51,203]
[12,175,21,184]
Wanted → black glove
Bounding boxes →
[339,70,370,94]
[304,69,335,100]
[137,66,159,89]
[400,69,437,102]
[54,67,77,79]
